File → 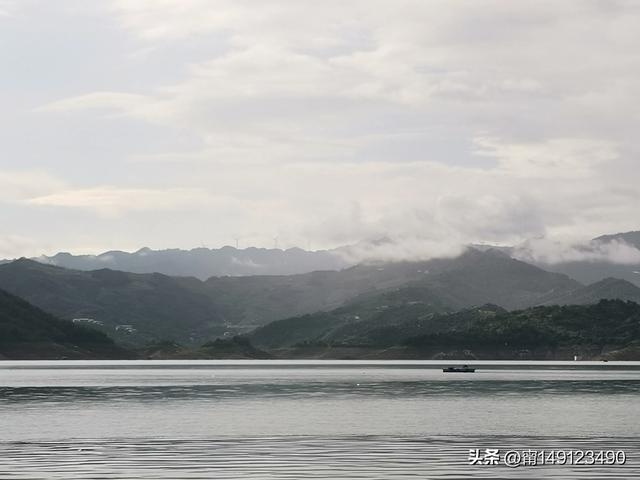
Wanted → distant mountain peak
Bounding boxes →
[593,230,640,248]
[8,245,350,280]
[541,275,640,306]
[11,257,54,269]
[592,277,637,286]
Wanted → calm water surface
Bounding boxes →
[0,360,639,479]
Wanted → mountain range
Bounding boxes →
[2,247,640,349]
[3,231,640,287]
[17,246,349,279]
[2,231,640,358]
[249,275,640,351]
[0,259,226,345]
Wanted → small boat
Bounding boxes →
[443,365,475,373]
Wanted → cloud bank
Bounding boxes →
[1,1,640,259]
[513,237,640,266]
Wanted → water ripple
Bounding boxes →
[0,435,637,479]
[2,380,640,405]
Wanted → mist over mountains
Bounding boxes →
[1,230,640,358]
[28,246,350,280]
[2,245,640,349]
[512,231,640,287]
[3,231,640,285]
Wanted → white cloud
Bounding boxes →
[39,92,149,113]
[49,1,640,156]
[338,236,466,265]
[0,234,39,259]
[0,170,64,202]
[26,187,217,216]
[3,1,640,257]
[514,237,640,265]
[0,0,14,17]
[473,136,619,178]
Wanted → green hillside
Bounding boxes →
[0,249,596,347]
[206,248,581,329]
[0,288,129,359]
[0,259,225,345]
[542,278,640,305]
[250,298,640,360]
[405,299,640,359]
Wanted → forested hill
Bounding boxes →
[404,299,640,359]
[0,249,582,345]
[0,288,129,359]
[0,258,226,345]
[251,299,640,360]
[1,248,638,352]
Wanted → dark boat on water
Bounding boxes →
[443,365,475,373]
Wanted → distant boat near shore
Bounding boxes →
[443,365,476,373]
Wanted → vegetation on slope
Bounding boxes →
[0,288,130,359]
[251,298,640,360]
[406,299,640,352]
[1,249,633,351]
[0,259,225,345]
[542,277,640,306]
[141,337,272,359]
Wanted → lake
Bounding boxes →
[1,360,639,479]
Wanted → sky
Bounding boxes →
[1,0,640,259]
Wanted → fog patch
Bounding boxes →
[230,256,264,269]
[336,235,466,264]
[513,237,640,265]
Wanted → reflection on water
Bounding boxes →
[0,361,639,479]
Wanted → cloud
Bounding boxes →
[337,236,466,264]
[48,1,640,162]
[0,234,39,259]
[513,237,640,265]
[3,1,640,257]
[39,92,149,113]
[0,0,14,17]
[473,136,619,178]
[0,170,64,202]
[26,186,217,216]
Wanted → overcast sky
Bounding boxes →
[1,0,639,258]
